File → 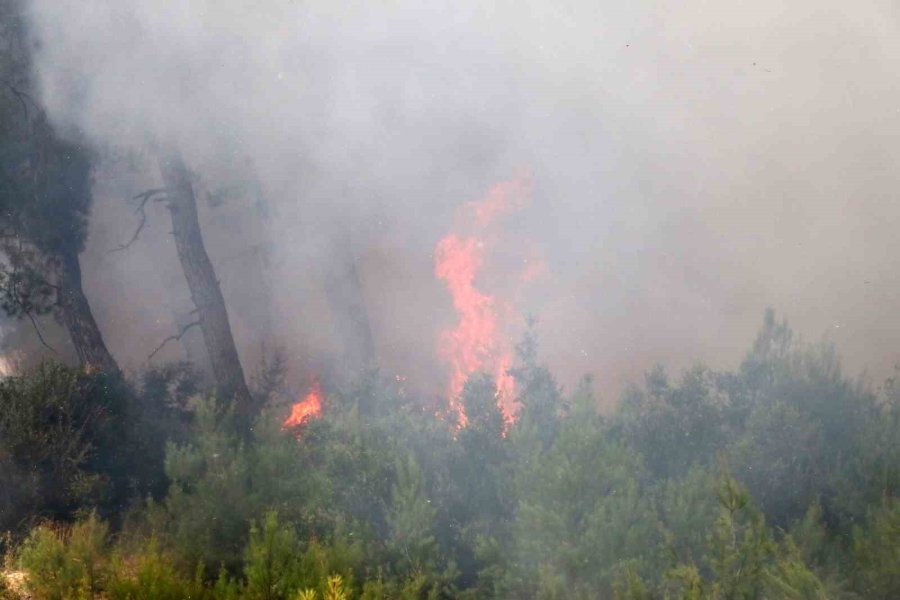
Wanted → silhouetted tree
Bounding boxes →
[0,1,118,373]
[157,152,253,425]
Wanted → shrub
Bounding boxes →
[17,514,108,600]
[106,540,206,600]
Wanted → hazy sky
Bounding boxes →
[23,0,900,402]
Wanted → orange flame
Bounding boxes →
[283,381,323,429]
[434,175,531,424]
[466,176,530,228]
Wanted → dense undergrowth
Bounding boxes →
[3,310,900,599]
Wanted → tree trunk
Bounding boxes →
[56,250,120,374]
[322,235,376,376]
[157,153,254,423]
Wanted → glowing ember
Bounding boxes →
[434,175,531,423]
[283,381,323,429]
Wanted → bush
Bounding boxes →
[0,361,188,537]
[106,541,205,600]
[243,512,301,600]
[17,514,108,600]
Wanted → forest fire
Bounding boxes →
[283,381,323,429]
[434,175,532,423]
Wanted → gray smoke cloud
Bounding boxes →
[22,0,900,403]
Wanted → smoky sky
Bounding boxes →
[21,0,900,403]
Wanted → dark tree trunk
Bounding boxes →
[56,250,119,374]
[157,153,253,423]
[322,235,376,375]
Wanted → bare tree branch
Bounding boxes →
[5,83,28,121]
[108,209,148,254]
[3,82,39,122]
[132,187,172,205]
[23,306,55,353]
[2,241,56,354]
[148,319,201,361]
[108,188,171,254]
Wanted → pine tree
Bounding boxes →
[0,1,118,373]
[157,152,253,426]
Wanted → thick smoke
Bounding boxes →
[22,0,900,402]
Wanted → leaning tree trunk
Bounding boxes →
[157,153,254,424]
[56,250,120,374]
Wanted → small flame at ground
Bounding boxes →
[434,175,532,424]
[283,381,323,429]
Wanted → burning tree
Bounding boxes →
[434,175,533,424]
[283,380,323,429]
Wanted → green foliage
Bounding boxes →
[446,375,512,591]
[244,512,301,600]
[706,471,775,599]
[508,327,565,454]
[386,455,437,573]
[733,311,875,529]
[294,575,348,600]
[161,399,261,571]
[0,363,125,532]
[0,360,195,539]
[509,383,661,596]
[106,541,205,600]
[8,309,900,599]
[852,499,900,598]
[612,568,651,600]
[664,563,706,600]
[17,514,108,600]
[833,369,900,526]
[0,29,95,326]
[764,538,830,600]
[656,467,719,568]
[614,365,728,481]
[662,471,833,600]
[213,522,367,600]
[731,400,823,528]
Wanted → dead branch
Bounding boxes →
[108,188,171,254]
[5,83,28,121]
[23,305,55,354]
[133,187,172,205]
[148,319,201,361]
[3,82,39,122]
[8,280,55,354]
[4,248,56,354]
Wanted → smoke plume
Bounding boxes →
[22,0,900,403]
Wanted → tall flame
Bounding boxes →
[283,381,323,429]
[434,175,532,423]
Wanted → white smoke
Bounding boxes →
[24,0,900,400]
